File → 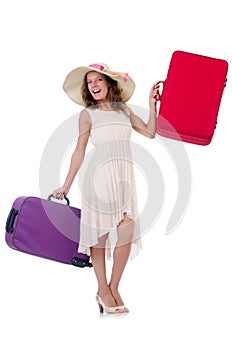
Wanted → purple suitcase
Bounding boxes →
[5,196,92,268]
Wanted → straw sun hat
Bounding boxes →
[63,63,135,106]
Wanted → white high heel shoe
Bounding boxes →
[96,294,129,314]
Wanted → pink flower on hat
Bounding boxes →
[89,63,130,83]
[89,63,106,72]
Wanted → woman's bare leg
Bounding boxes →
[90,233,117,307]
[109,213,134,306]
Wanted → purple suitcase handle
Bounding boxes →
[5,208,19,233]
[47,194,70,206]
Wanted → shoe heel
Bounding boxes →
[98,302,104,314]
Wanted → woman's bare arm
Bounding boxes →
[128,83,160,138]
[53,109,91,198]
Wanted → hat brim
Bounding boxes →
[63,66,135,106]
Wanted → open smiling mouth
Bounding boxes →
[92,89,101,95]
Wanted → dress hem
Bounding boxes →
[78,210,141,260]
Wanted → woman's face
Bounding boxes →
[86,71,109,103]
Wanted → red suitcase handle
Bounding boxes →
[154,80,166,102]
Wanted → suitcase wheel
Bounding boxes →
[71,257,92,268]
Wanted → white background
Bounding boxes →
[1,0,232,349]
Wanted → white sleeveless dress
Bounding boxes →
[78,107,141,259]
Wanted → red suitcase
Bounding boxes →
[156,50,228,145]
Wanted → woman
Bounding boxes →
[53,63,159,314]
